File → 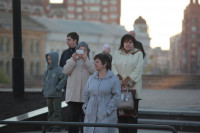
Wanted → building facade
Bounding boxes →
[0,0,121,25]
[180,0,200,74]
[169,33,181,74]
[151,47,169,75]
[0,11,46,82]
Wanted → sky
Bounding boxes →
[121,0,190,50]
[50,0,191,50]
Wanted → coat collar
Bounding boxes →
[119,48,140,55]
[93,70,113,79]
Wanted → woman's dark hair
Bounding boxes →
[94,53,111,70]
[135,41,146,58]
[119,34,137,50]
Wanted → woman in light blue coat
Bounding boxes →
[83,53,121,133]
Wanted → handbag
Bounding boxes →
[118,89,134,110]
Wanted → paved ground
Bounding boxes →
[139,88,200,112]
[1,88,200,112]
[1,88,200,133]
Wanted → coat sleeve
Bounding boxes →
[59,52,64,67]
[106,77,121,115]
[82,76,92,113]
[83,58,95,75]
[129,51,143,82]
[42,70,47,93]
[55,68,67,91]
[62,58,76,75]
[112,52,119,75]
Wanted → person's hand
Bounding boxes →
[81,54,87,62]
[72,53,78,62]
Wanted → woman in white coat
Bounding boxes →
[83,53,121,133]
[112,34,144,133]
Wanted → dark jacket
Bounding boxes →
[42,52,67,98]
[59,47,76,67]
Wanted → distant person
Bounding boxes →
[83,53,121,133]
[102,43,112,63]
[59,32,79,97]
[129,31,145,58]
[63,42,95,133]
[112,34,144,133]
[135,41,145,58]
[42,52,67,132]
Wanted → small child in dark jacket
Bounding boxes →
[42,52,67,132]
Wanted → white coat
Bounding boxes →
[63,57,95,103]
[112,49,143,99]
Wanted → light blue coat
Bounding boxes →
[83,70,121,133]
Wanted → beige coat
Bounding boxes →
[63,57,95,103]
[112,49,143,99]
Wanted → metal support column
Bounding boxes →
[12,0,24,100]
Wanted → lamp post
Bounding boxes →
[12,0,24,100]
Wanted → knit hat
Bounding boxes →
[103,44,111,51]
[76,41,90,57]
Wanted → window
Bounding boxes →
[192,43,196,48]
[6,38,10,52]
[68,0,74,3]
[191,50,196,56]
[67,14,74,18]
[191,26,196,32]
[192,34,196,39]
[102,15,108,20]
[6,61,10,74]
[102,8,108,13]
[30,62,34,75]
[192,18,196,23]
[0,37,3,52]
[68,6,74,11]
[77,0,83,5]
[110,7,117,12]
[110,14,118,19]
[30,40,34,54]
[36,40,39,54]
[77,15,83,20]
[0,61,3,68]
[102,1,108,5]
[88,6,100,12]
[76,7,82,12]
[110,0,117,4]
[36,62,40,75]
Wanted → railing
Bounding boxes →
[0,121,177,133]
